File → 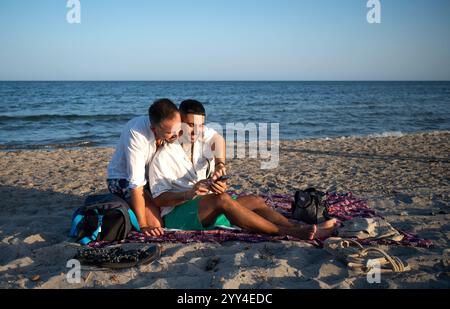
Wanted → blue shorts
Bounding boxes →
[107,179,151,203]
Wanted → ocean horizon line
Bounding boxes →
[1,80,450,83]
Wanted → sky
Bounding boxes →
[0,0,449,81]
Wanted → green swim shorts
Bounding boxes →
[163,195,236,230]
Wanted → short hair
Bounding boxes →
[148,98,179,126]
[179,99,206,116]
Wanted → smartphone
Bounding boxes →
[215,175,231,182]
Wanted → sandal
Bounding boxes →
[324,237,410,274]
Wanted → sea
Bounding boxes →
[1,81,449,150]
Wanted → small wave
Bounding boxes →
[317,130,450,141]
[0,140,100,151]
[0,114,137,122]
[329,131,404,140]
[367,131,404,138]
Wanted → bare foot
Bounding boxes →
[318,218,338,229]
[296,218,338,229]
[281,225,316,240]
[282,219,337,240]
[314,225,336,240]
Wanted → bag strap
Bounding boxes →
[115,207,141,233]
[69,213,84,237]
[127,209,141,232]
[79,210,103,245]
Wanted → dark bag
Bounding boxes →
[69,194,140,245]
[291,188,328,224]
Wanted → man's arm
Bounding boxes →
[125,130,163,235]
[211,132,226,165]
[208,132,228,195]
[129,186,164,236]
[210,132,226,181]
[153,181,210,208]
[153,191,193,208]
[130,186,148,227]
[143,189,164,227]
[129,186,163,227]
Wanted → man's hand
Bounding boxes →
[141,226,164,237]
[210,179,228,194]
[190,180,210,198]
[210,162,227,194]
[211,163,226,181]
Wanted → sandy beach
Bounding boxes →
[0,131,449,289]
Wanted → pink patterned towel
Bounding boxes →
[90,191,432,248]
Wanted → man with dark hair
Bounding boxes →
[178,99,226,182]
[107,98,181,236]
[179,99,206,115]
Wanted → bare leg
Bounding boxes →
[236,195,296,228]
[197,193,316,239]
[236,195,338,230]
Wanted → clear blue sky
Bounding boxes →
[0,0,449,80]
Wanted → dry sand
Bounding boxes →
[0,131,449,288]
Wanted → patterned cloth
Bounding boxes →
[89,191,433,248]
[259,191,432,248]
[107,179,131,201]
[107,178,152,203]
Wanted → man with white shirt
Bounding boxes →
[149,140,337,239]
[178,99,227,182]
[107,98,181,236]
[148,101,337,238]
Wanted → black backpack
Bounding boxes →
[291,188,328,224]
[69,194,141,245]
